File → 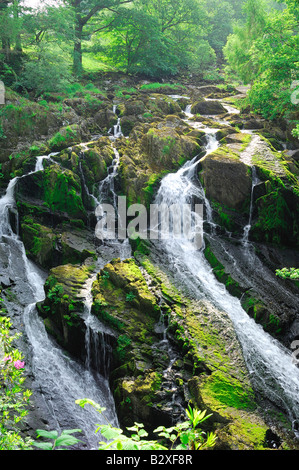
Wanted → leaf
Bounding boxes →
[75,398,106,414]
[55,434,81,448]
[36,429,59,440]
[99,424,123,440]
[180,431,190,446]
[33,441,53,450]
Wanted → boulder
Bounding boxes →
[199,147,252,211]
[141,126,199,171]
[191,100,227,115]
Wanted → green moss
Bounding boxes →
[252,184,299,246]
[202,370,256,410]
[207,145,240,161]
[116,334,132,361]
[227,418,269,450]
[48,126,78,151]
[39,166,86,219]
[93,299,125,332]
[21,220,56,266]
[140,83,185,91]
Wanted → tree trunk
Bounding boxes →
[13,0,22,52]
[73,15,83,76]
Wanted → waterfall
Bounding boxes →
[242,166,260,247]
[109,105,123,139]
[0,154,119,450]
[153,131,299,432]
[184,104,192,117]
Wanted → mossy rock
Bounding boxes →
[21,219,58,268]
[141,126,199,171]
[191,100,226,115]
[199,146,252,212]
[134,253,295,449]
[48,123,88,151]
[37,263,94,358]
[147,94,182,116]
[16,163,87,221]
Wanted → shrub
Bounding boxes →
[0,311,33,450]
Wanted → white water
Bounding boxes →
[154,136,299,431]
[242,166,260,247]
[1,86,299,447]
[109,105,123,139]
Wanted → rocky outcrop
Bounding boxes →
[87,255,282,449]
[191,100,227,115]
[37,263,94,358]
[116,115,201,208]
[199,145,252,212]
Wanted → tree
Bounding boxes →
[224,0,299,119]
[99,0,215,77]
[62,0,134,76]
[0,0,23,73]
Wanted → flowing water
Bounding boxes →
[152,118,299,433]
[2,89,299,448]
[0,155,120,450]
[242,166,260,247]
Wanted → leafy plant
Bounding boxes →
[74,399,217,451]
[292,124,299,140]
[155,406,217,450]
[125,292,136,302]
[47,284,64,304]
[276,267,299,280]
[0,311,33,450]
[33,429,82,450]
[101,270,110,281]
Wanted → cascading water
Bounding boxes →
[0,155,119,450]
[153,132,299,434]
[109,105,123,139]
[242,166,260,247]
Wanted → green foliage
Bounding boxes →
[224,0,299,120]
[292,124,299,140]
[47,284,64,304]
[20,47,74,96]
[139,82,184,91]
[33,429,82,450]
[276,268,299,280]
[0,310,33,450]
[125,292,136,302]
[99,0,215,77]
[74,399,217,451]
[155,406,217,450]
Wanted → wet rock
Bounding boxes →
[192,100,227,115]
[37,263,94,359]
[199,147,252,212]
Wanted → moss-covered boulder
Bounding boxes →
[48,123,89,152]
[0,88,62,163]
[199,145,252,213]
[116,117,201,208]
[91,258,176,428]
[147,94,182,116]
[141,127,199,171]
[191,100,227,115]
[249,138,299,248]
[131,253,288,449]
[16,163,87,221]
